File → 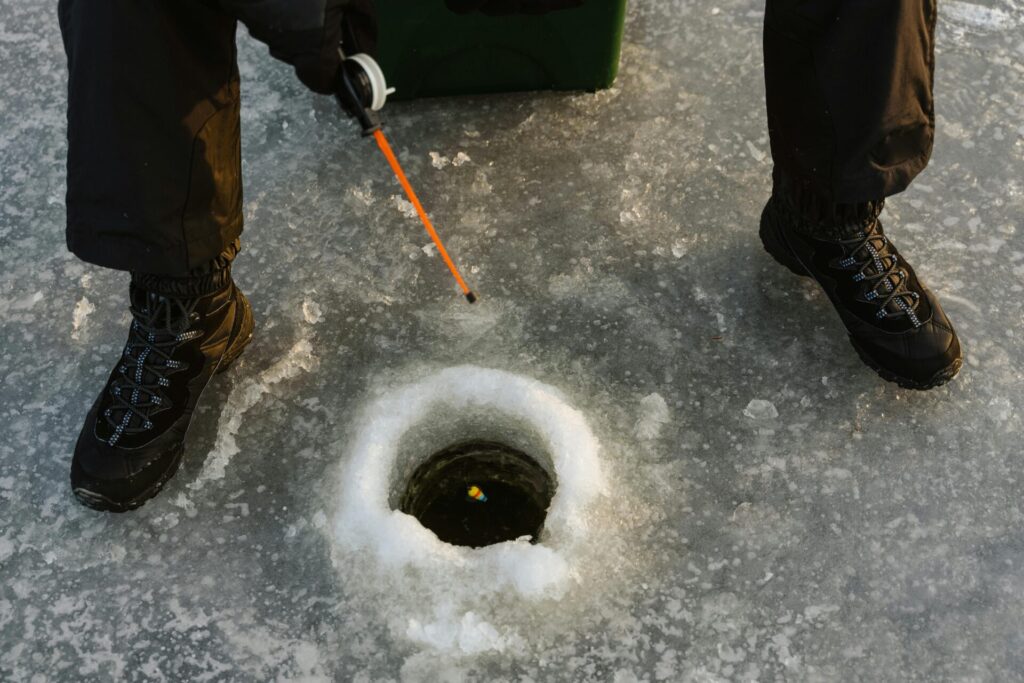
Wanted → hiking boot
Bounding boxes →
[759,192,962,390]
[71,276,254,512]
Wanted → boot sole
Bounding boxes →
[848,338,962,391]
[72,291,256,513]
[758,203,962,391]
[72,444,185,513]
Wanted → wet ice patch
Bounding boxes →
[1,290,43,316]
[471,171,492,195]
[331,366,608,653]
[0,535,14,562]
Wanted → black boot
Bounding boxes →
[759,182,962,390]
[71,263,254,512]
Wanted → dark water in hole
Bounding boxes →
[400,441,555,548]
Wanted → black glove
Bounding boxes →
[341,0,378,57]
[292,0,379,94]
[445,0,584,15]
[225,0,378,95]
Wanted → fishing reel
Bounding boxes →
[336,50,395,136]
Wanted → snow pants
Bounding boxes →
[60,0,938,276]
[764,0,937,204]
[59,0,242,275]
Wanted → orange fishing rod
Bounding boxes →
[336,51,477,304]
[372,129,477,304]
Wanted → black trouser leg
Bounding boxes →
[763,0,938,204]
[59,0,243,275]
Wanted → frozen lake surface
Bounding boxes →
[2,1,1024,680]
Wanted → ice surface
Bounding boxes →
[3,0,1024,680]
[188,338,317,492]
[944,1,1017,31]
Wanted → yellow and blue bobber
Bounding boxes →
[466,485,487,503]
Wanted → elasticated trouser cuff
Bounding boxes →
[773,171,885,241]
[131,239,239,298]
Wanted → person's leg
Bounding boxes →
[764,0,937,203]
[759,0,961,390]
[60,0,255,510]
[60,0,243,272]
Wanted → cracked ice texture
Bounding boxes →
[2,0,1024,681]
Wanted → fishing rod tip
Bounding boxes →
[465,291,478,304]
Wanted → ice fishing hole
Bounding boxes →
[335,366,606,593]
[399,440,555,548]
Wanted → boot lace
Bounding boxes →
[104,294,204,446]
[835,220,922,327]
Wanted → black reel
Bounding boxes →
[336,52,393,135]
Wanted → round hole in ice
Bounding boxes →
[399,440,555,548]
[333,366,605,599]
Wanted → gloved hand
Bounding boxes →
[445,0,584,15]
[292,0,378,94]
[225,0,378,95]
[340,0,378,57]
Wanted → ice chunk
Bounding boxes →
[301,298,323,324]
[743,398,779,420]
[406,611,510,654]
[390,194,418,219]
[429,151,450,169]
[634,392,670,440]
[746,139,766,162]
[71,296,95,340]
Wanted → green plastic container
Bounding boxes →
[374,1,627,100]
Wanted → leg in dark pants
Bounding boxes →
[59,0,360,512]
[764,0,937,204]
[59,0,243,275]
[60,1,254,511]
[759,0,961,390]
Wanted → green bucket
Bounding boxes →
[374,1,627,100]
